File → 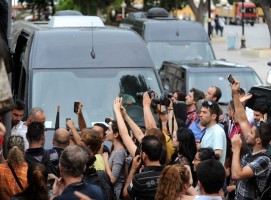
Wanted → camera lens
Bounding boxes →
[105,118,111,124]
[136,92,144,99]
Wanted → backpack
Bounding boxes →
[84,170,117,200]
[25,149,60,178]
[250,152,271,200]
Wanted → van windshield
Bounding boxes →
[32,68,161,128]
[189,71,262,104]
[147,41,215,69]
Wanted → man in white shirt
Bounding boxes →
[11,107,46,150]
[199,100,227,165]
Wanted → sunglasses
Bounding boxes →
[202,100,215,108]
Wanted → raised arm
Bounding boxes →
[66,119,84,146]
[114,97,137,157]
[143,92,157,129]
[77,102,87,132]
[231,80,252,137]
[121,104,145,143]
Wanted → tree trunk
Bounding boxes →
[187,0,208,24]
[97,7,102,17]
[260,0,271,48]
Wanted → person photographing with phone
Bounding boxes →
[230,77,271,200]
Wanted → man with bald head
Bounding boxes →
[205,86,222,102]
[53,128,70,159]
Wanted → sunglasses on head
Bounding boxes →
[202,100,215,108]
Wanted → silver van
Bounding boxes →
[10,16,162,147]
[120,7,216,70]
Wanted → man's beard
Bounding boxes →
[12,120,20,127]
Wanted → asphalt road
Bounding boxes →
[210,23,271,84]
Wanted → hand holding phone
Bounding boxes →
[74,102,79,113]
[227,74,235,84]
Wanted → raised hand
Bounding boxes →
[113,97,122,113]
[143,92,152,108]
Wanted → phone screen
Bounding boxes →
[74,102,79,113]
[227,74,235,84]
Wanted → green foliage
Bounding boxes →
[57,0,80,11]
[213,0,220,5]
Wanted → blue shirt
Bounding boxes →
[189,118,206,141]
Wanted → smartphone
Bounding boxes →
[227,74,235,84]
[66,118,71,131]
[73,102,79,113]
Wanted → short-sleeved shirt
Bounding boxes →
[108,148,127,198]
[189,118,206,141]
[0,162,28,200]
[53,182,104,200]
[128,165,164,200]
[200,124,227,165]
[235,150,271,200]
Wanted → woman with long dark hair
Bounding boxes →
[170,127,197,186]
[103,120,127,199]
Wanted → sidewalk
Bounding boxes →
[210,32,271,84]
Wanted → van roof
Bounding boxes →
[143,20,210,42]
[162,60,254,72]
[12,20,154,69]
[48,16,105,28]
[121,16,209,42]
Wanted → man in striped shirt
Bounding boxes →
[123,135,164,200]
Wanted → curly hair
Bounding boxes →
[155,164,190,200]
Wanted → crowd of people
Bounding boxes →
[0,76,271,200]
[0,4,270,198]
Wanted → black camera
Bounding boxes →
[105,117,112,124]
[136,90,156,99]
[167,93,173,99]
[152,93,171,107]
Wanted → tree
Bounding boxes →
[186,0,208,24]
[253,0,271,48]
[144,0,216,25]
[19,0,55,20]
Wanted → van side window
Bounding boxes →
[159,66,172,92]
[12,33,28,100]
